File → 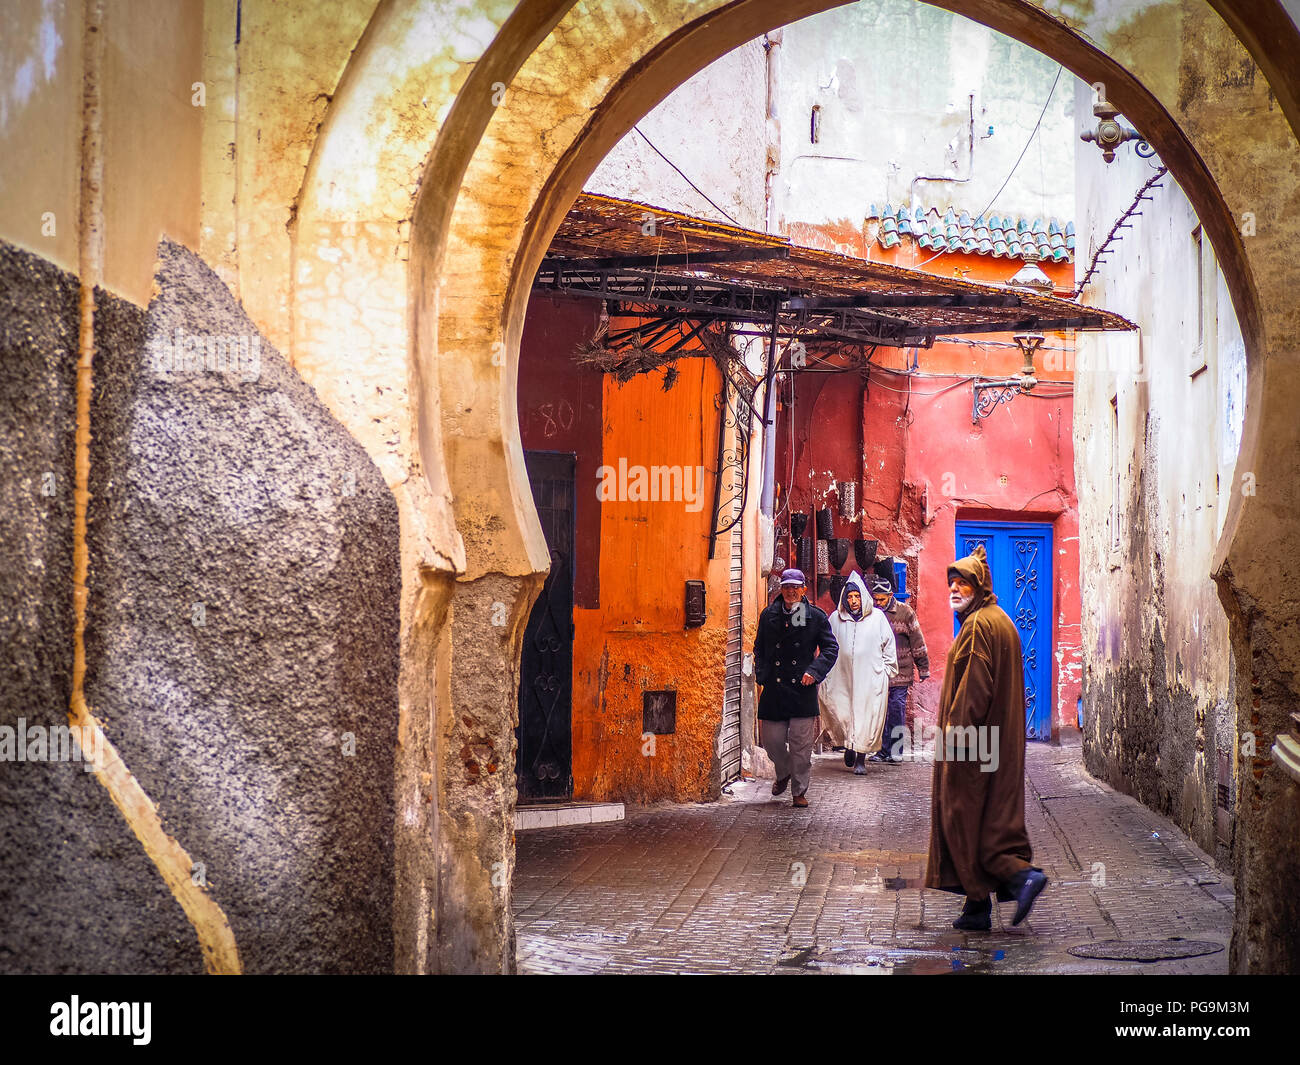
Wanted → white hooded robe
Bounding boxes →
[818,571,899,753]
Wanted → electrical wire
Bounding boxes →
[804,357,1076,395]
[634,125,744,227]
[843,376,972,397]
[912,65,1065,271]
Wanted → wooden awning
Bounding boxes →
[535,194,1133,348]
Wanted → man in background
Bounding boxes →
[868,575,930,764]
[753,569,839,808]
[819,571,896,774]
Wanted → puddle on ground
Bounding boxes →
[842,875,926,893]
[818,850,929,864]
[779,944,1009,974]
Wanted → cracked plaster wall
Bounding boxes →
[1073,79,1244,866]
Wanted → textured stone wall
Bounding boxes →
[0,239,401,973]
[0,241,205,973]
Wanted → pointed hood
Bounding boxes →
[947,543,996,619]
[835,570,872,621]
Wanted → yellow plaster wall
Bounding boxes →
[1,0,205,306]
[228,0,378,353]
[101,0,203,305]
[0,0,205,305]
[0,0,83,273]
[199,0,239,295]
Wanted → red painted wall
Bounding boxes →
[773,333,1081,740]
[519,296,605,607]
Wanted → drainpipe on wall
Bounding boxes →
[67,0,242,974]
[758,304,779,577]
[759,31,782,576]
[763,30,782,236]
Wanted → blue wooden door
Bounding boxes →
[953,521,1052,740]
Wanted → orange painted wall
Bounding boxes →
[519,297,739,803]
[571,359,734,802]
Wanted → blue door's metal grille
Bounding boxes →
[1013,537,1042,736]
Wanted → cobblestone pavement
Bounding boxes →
[513,739,1234,974]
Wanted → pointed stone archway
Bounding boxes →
[274,0,1298,972]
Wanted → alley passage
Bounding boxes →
[514,741,1233,974]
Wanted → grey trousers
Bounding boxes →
[761,716,819,797]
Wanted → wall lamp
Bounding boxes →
[971,333,1043,422]
[1080,95,1154,162]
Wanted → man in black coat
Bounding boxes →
[753,568,839,807]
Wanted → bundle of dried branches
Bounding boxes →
[573,336,670,384]
[574,323,757,406]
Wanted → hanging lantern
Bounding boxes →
[816,539,830,575]
[797,537,814,575]
[827,574,848,608]
[828,538,850,571]
[873,555,896,586]
[815,507,834,540]
[854,538,879,570]
[790,512,809,539]
[837,481,857,520]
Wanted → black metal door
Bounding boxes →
[516,451,576,800]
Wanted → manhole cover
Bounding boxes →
[1067,939,1224,961]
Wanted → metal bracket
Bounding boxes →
[972,379,1024,423]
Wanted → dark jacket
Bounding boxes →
[753,595,839,720]
[880,595,931,687]
[925,544,1032,898]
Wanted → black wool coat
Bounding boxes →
[753,596,839,720]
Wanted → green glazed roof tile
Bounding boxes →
[868,201,1074,262]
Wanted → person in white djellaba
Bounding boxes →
[818,571,898,774]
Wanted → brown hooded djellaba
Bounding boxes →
[925,544,1033,901]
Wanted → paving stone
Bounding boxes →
[514,742,1233,974]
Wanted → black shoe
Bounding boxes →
[844,749,856,768]
[952,896,992,931]
[772,776,790,796]
[883,754,903,765]
[1006,868,1048,926]
[867,751,885,763]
